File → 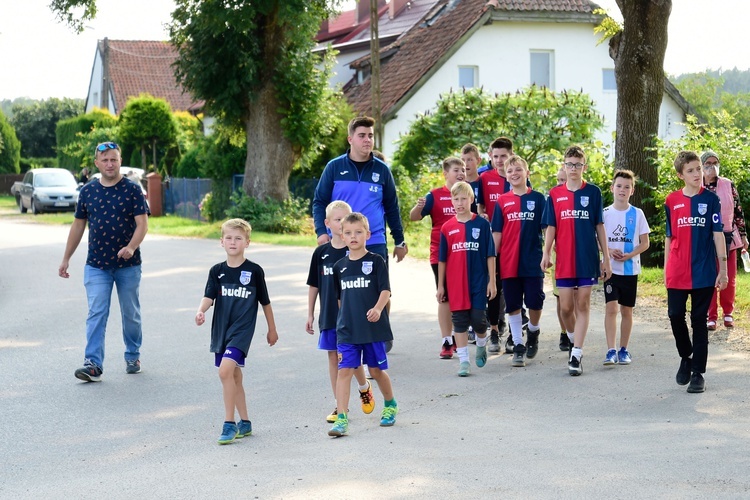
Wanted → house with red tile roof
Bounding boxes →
[84,38,199,116]
[341,0,693,159]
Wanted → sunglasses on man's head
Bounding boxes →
[96,142,119,152]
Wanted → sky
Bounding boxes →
[1,0,749,101]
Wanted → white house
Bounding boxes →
[340,0,692,159]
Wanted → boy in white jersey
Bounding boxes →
[602,170,650,365]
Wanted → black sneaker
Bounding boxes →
[75,362,102,382]
[559,332,570,351]
[126,359,141,374]
[568,353,582,376]
[675,358,691,386]
[526,329,540,359]
[686,372,705,393]
[504,334,515,354]
[512,343,526,367]
[488,330,501,353]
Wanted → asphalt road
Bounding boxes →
[1,218,749,499]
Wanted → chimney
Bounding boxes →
[389,0,409,19]
[357,0,369,25]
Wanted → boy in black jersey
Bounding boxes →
[195,218,279,444]
[329,213,398,437]
[306,201,374,424]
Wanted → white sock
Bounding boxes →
[457,346,469,363]
[476,334,487,347]
[443,336,453,345]
[509,314,524,345]
[528,323,540,332]
[571,347,583,360]
[358,381,369,392]
[567,331,575,344]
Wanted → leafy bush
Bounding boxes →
[0,109,21,174]
[20,157,58,171]
[226,192,313,234]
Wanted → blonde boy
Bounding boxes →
[437,182,496,376]
[306,201,374,423]
[329,213,398,436]
[195,218,279,444]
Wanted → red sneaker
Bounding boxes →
[707,320,717,331]
[724,316,734,328]
[440,341,453,359]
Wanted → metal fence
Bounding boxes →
[163,177,213,220]
[162,175,319,220]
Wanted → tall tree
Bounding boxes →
[169,0,339,200]
[606,0,672,244]
[0,110,22,174]
[11,98,83,158]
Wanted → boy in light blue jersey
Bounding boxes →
[602,170,650,366]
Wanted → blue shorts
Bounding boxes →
[318,328,337,351]
[503,277,546,312]
[337,342,389,370]
[556,277,597,289]
[215,346,246,368]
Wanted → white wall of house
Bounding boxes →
[381,20,686,159]
[84,48,116,115]
[329,47,369,88]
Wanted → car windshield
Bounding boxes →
[35,171,77,188]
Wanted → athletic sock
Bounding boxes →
[567,331,574,344]
[443,336,453,345]
[358,381,369,392]
[384,398,397,408]
[476,334,487,347]
[571,347,583,360]
[457,346,469,363]
[528,323,540,332]
[509,314,524,345]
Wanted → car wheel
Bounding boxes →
[32,200,41,215]
[17,196,27,214]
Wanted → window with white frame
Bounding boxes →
[458,66,478,88]
[603,69,617,91]
[530,51,553,89]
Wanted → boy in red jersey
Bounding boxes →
[477,137,513,354]
[541,146,611,376]
[437,182,497,377]
[410,157,466,359]
[491,156,546,367]
[665,151,727,394]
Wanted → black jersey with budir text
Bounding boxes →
[333,251,392,344]
[203,259,270,354]
[306,242,349,330]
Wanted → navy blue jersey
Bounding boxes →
[543,182,604,280]
[312,152,404,246]
[439,215,495,311]
[306,243,349,330]
[468,178,481,214]
[204,259,270,354]
[491,188,546,278]
[75,177,148,269]
[665,188,722,289]
[333,251,393,344]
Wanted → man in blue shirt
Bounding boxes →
[59,142,149,382]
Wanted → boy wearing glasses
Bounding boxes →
[59,142,149,382]
[541,146,611,376]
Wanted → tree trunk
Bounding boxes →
[152,137,157,171]
[243,83,296,201]
[140,145,147,171]
[611,0,671,264]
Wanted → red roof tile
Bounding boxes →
[103,40,198,114]
[344,0,600,117]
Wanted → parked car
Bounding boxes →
[89,166,148,197]
[15,168,79,214]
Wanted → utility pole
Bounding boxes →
[370,0,382,151]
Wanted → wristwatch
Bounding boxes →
[395,242,407,249]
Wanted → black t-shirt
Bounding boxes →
[306,243,349,330]
[333,251,392,344]
[203,259,270,354]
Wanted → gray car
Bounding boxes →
[16,168,79,214]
